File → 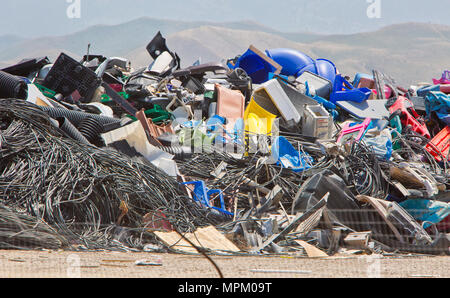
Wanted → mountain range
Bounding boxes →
[1,17,450,87]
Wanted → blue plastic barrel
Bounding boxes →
[265,48,315,77]
[265,48,337,84]
[314,58,337,84]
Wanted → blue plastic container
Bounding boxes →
[271,136,313,172]
[265,48,315,77]
[182,181,234,216]
[330,74,372,104]
[229,48,279,84]
[265,49,337,84]
[312,58,337,85]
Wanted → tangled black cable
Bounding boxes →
[0,99,216,250]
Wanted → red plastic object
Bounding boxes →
[425,126,450,162]
[439,84,450,94]
[143,210,174,231]
[109,84,123,92]
[389,96,430,139]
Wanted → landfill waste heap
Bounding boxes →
[0,31,448,256]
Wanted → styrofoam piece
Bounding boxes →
[336,99,389,119]
[252,79,301,124]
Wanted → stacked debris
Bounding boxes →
[0,32,448,256]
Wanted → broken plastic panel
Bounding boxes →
[146,31,180,77]
[336,99,390,119]
[271,136,314,172]
[291,170,371,232]
[252,79,301,124]
[215,83,245,132]
[425,125,450,162]
[148,51,175,76]
[146,31,171,60]
[389,96,431,139]
[337,118,373,145]
[1,57,51,78]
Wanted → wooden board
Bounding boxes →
[294,240,328,258]
[153,226,240,254]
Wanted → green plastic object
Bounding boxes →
[127,105,172,123]
[101,92,129,103]
[204,90,215,100]
[144,104,172,123]
[390,115,402,150]
[34,83,56,99]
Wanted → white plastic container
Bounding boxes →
[302,105,333,139]
[252,79,301,124]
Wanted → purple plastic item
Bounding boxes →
[433,70,450,85]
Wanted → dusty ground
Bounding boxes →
[0,250,448,278]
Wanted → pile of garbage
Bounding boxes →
[0,31,448,256]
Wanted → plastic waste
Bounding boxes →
[271,136,313,172]
[337,118,373,145]
[425,125,450,162]
[228,46,281,84]
[330,74,372,104]
[425,92,450,126]
[432,70,450,85]
[362,128,393,160]
[265,49,337,84]
[244,98,277,135]
[399,199,450,230]
[0,70,28,99]
[389,96,431,138]
[182,180,233,216]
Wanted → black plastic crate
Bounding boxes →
[42,53,101,102]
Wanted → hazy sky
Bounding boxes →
[2,0,450,38]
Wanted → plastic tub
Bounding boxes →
[244,98,277,135]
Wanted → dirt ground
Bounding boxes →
[0,250,448,278]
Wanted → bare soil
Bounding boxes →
[0,250,448,278]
